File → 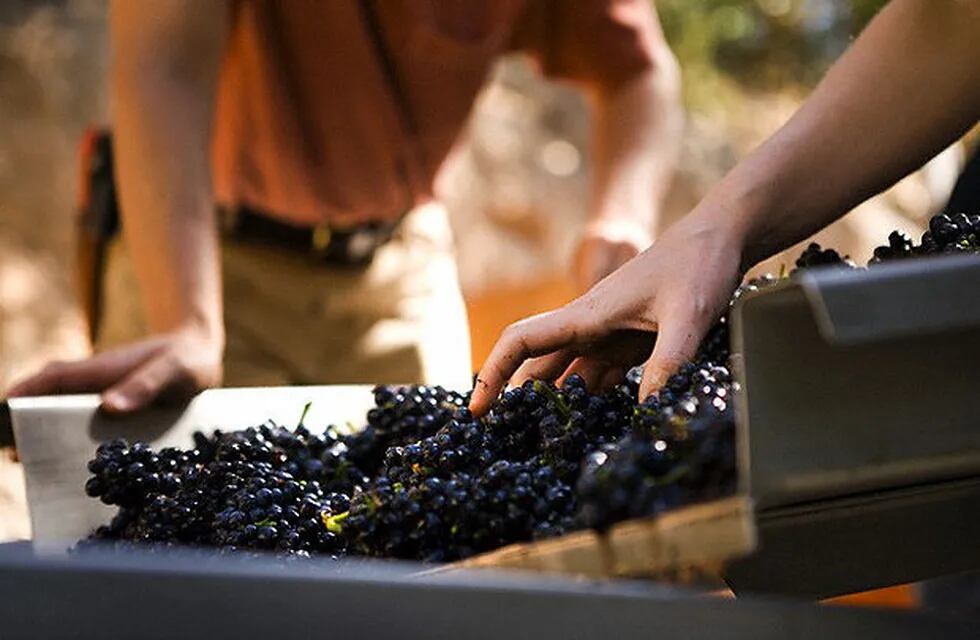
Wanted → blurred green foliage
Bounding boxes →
[657,0,888,107]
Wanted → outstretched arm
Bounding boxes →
[726,0,980,265]
[8,1,229,412]
[471,0,980,415]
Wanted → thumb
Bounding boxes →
[101,352,183,414]
[638,315,706,402]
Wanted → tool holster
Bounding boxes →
[75,129,120,345]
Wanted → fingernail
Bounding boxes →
[102,393,130,412]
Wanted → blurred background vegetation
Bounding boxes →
[659,0,887,104]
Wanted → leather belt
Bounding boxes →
[220,207,401,267]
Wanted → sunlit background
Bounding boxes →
[0,1,974,593]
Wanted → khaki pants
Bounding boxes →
[98,202,473,390]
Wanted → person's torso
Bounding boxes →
[211,0,527,225]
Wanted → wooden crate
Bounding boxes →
[434,495,754,582]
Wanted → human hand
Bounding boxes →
[6,327,223,414]
[470,210,745,416]
[573,218,652,294]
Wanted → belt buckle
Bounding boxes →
[311,223,332,258]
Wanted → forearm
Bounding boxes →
[590,50,683,234]
[109,0,228,341]
[709,0,980,267]
[113,81,222,339]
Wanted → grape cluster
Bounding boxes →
[340,376,635,560]
[81,421,364,555]
[343,458,574,562]
[82,208,980,562]
[872,230,915,262]
[342,385,468,475]
[577,361,738,530]
[872,212,980,262]
[795,242,853,270]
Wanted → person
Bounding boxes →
[469,0,980,417]
[6,0,682,411]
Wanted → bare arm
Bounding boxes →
[574,5,684,291]
[111,0,228,341]
[8,1,229,411]
[471,0,980,414]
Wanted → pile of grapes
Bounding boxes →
[79,210,980,561]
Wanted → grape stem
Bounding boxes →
[322,510,349,533]
[532,380,571,421]
[297,401,313,428]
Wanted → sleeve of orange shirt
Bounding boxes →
[510,0,662,92]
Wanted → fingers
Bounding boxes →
[509,350,577,389]
[598,366,628,391]
[102,350,190,414]
[559,356,611,390]
[6,339,167,399]
[6,333,219,416]
[638,312,709,402]
[470,307,590,416]
[557,357,627,393]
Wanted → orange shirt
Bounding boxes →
[211,0,661,225]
